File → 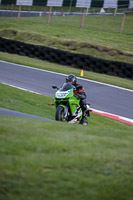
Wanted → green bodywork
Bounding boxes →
[54,88,81,117]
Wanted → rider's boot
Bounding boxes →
[80,112,88,125]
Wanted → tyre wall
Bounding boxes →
[0,37,133,80]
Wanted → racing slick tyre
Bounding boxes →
[55,106,65,121]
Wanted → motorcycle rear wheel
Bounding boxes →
[55,106,66,121]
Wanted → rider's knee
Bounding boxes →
[80,101,87,111]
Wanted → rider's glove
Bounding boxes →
[74,94,81,99]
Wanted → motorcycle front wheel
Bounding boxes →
[55,106,66,122]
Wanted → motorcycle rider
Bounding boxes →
[66,74,88,125]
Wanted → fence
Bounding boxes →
[0,0,133,8]
[0,2,133,34]
[0,0,133,11]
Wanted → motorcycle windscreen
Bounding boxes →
[59,83,75,91]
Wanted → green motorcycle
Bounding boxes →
[52,83,90,124]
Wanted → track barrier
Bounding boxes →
[0,37,133,80]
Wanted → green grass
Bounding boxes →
[0,78,133,200]
[0,12,133,200]
[0,114,133,200]
[0,83,55,120]
[0,52,133,90]
[0,15,133,64]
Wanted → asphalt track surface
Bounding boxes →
[0,107,54,121]
[0,60,133,120]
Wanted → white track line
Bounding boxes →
[1,60,133,92]
[1,82,42,95]
[92,108,133,125]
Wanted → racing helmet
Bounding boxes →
[66,74,77,85]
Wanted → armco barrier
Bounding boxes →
[0,37,133,80]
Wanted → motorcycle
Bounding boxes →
[52,83,90,124]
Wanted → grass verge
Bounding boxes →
[0,114,133,200]
[0,52,133,90]
[0,15,133,199]
[0,83,55,120]
[0,78,133,200]
[0,15,133,64]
